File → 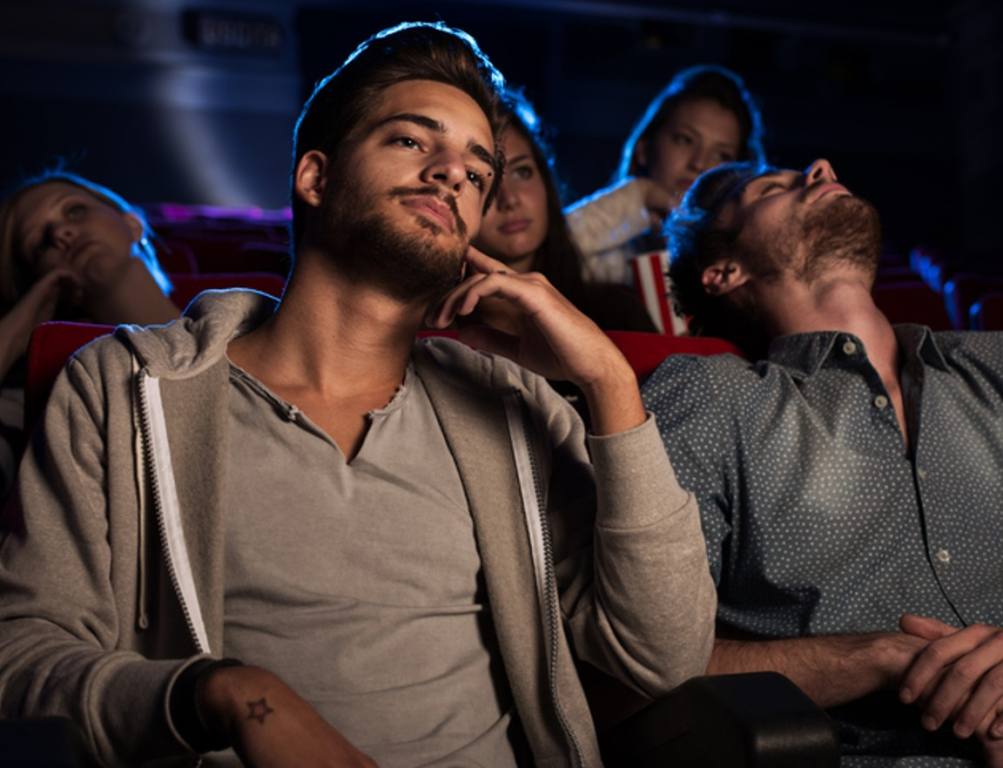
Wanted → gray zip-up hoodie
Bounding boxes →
[0,289,714,767]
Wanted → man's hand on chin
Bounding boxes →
[426,246,645,435]
[899,613,1003,766]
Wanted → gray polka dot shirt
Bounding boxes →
[643,325,1003,766]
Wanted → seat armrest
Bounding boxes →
[600,672,840,767]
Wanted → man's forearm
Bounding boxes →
[708,632,927,708]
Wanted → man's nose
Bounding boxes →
[805,159,837,184]
[422,149,468,192]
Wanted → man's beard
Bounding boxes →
[740,194,882,286]
[797,195,881,283]
[313,184,468,304]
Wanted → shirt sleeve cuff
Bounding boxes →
[586,412,691,529]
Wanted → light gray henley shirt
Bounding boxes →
[219,361,523,767]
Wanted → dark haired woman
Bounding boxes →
[473,91,655,334]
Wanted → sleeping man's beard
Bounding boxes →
[798,195,882,284]
[312,184,469,304]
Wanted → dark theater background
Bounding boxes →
[0,0,999,280]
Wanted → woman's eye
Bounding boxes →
[761,183,783,195]
[672,133,693,146]
[513,165,534,180]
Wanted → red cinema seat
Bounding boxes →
[872,281,951,330]
[603,331,741,379]
[25,322,113,432]
[155,238,199,274]
[168,273,285,310]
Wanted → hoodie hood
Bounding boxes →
[115,289,278,379]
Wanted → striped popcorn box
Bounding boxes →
[630,250,687,335]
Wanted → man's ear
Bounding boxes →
[294,150,329,209]
[701,259,751,296]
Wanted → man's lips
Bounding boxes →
[401,196,455,233]
[498,218,531,235]
[807,182,850,204]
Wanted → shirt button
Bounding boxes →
[842,340,857,355]
[917,467,928,480]
[935,549,951,564]
[874,394,889,409]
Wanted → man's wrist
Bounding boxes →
[848,632,920,691]
[169,657,244,753]
[579,363,645,435]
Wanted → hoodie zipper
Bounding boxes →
[506,392,585,767]
[136,369,210,654]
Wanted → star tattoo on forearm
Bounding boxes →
[246,697,275,724]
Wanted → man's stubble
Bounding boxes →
[313,181,469,304]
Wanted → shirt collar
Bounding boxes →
[894,324,951,372]
[767,324,950,379]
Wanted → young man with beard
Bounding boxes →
[0,22,715,768]
[643,158,1003,766]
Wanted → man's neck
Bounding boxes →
[762,270,900,391]
[228,255,428,400]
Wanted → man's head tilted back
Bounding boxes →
[288,22,507,302]
[666,158,883,356]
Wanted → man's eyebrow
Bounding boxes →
[373,112,495,172]
[468,141,495,171]
[742,171,790,200]
[373,112,444,134]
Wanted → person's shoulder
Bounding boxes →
[931,329,1003,377]
[644,351,756,393]
[642,350,772,422]
[415,335,544,395]
[67,328,134,376]
[934,329,1003,354]
[414,336,580,435]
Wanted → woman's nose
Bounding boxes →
[496,180,517,211]
[52,221,77,251]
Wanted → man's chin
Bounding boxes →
[314,207,468,303]
[802,195,881,279]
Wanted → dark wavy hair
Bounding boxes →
[666,161,773,356]
[616,65,765,183]
[290,21,508,254]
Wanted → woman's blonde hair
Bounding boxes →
[0,170,170,313]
